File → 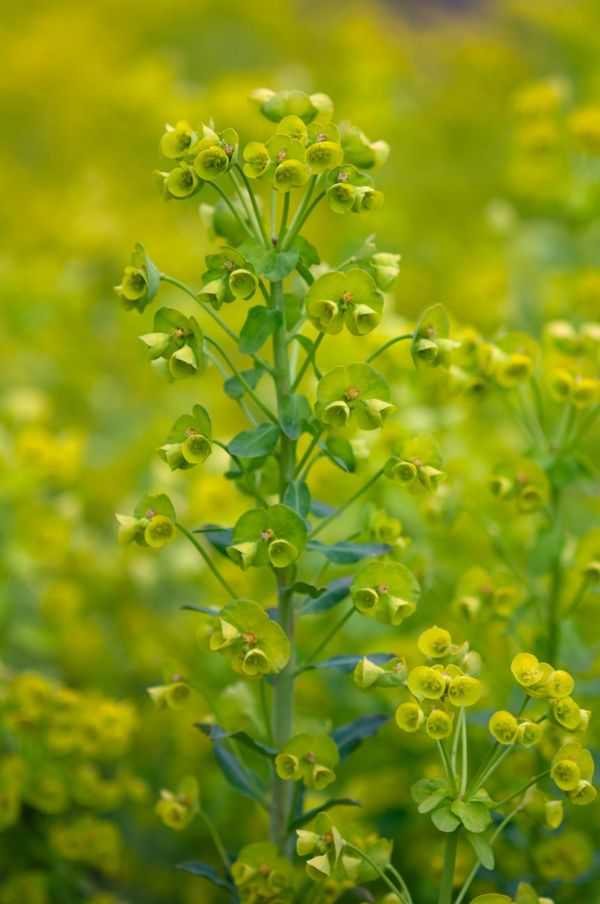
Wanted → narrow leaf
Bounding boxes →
[239,306,283,354]
[195,723,276,758]
[331,714,390,762]
[181,604,219,616]
[286,581,326,598]
[465,831,495,870]
[306,539,392,565]
[213,740,265,803]
[280,394,311,440]
[305,653,397,675]
[283,479,311,518]
[288,797,361,831]
[176,862,236,896]
[224,367,266,400]
[228,424,281,458]
[301,576,353,614]
[193,524,234,558]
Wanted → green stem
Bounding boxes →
[277,192,290,248]
[564,579,588,617]
[211,181,255,240]
[205,349,258,427]
[281,176,318,251]
[294,427,323,477]
[285,191,325,248]
[557,405,577,457]
[567,404,599,450]
[460,706,468,798]
[438,828,459,904]
[269,279,297,855]
[547,486,562,663]
[175,523,238,599]
[387,864,414,904]
[308,468,384,539]
[451,705,463,776]
[471,743,514,795]
[300,451,324,481]
[228,170,256,237]
[297,606,354,671]
[260,680,274,748]
[344,842,408,902]
[287,780,302,830]
[454,807,520,904]
[490,769,551,812]
[199,807,231,870]
[236,165,270,248]
[212,439,269,508]
[365,333,412,364]
[270,189,278,239]
[438,740,457,798]
[205,335,278,424]
[291,333,324,392]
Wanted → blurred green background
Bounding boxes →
[1,0,599,902]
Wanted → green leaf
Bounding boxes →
[305,653,397,675]
[469,897,512,904]
[263,249,300,282]
[410,778,448,805]
[286,581,325,598]
[465,831,495,870]
[291,235,320,267]
[134,242,160,301]
[180,604,220,616]
[195,722,277,758]
[280,394,311,440]
[193,524,234,558]
[212,741,265,803]
[134,493,176,521]
[418,787,449,813]
[300,576,353,614]
[283,479,311,518]
[176,862,236,897]
[306,539,392,564]
[331,714,389,762]
[239,306,283,354]
[451,800,492,833]
[325,436,356,473]
[515,884,541,904]
[431,799,461,833]
[237,237,273,274]
[228,424,281,458]
[288,797,360,831]
[223,367,267,400]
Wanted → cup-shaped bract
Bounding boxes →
[199,245,257,309]
[296,812,344,881]
[407,666,446,700]
[493,332,539,389]
[325,164,378,216]
[489,710,519,744]
[160,120,197,159]
[227,503,307,570]
[426,708,453,740]
[208,599,290,679]
[306,140,344,175]
[140,307,203,381]
[114,243,160,313]
[116,493,177,551]
[517,721,543,747]
[155,774,199,830]
[411,304,459,370]
[145,515,177,548]
[418,626,453,658]
[275,733,339,789]
[396,701,425,732]
[249,88,333,124]
[447,675,482,707]
[338,120,390,170]
[551,741,594,795]
[511,653,554,697]
[384,433,446,495]
[165,160,202,199]
[306,269,384,337]
[157,405,212,472]
[231,841,295,901]
[489,458,550,514]
[350,561,420,626]
[354,656,407,692]
[570,376,600,408]
[315,363,394,434]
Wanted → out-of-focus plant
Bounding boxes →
[112,82,598,904]
[0,669,147,904]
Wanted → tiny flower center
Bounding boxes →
[340,290,354,306]
[426,323,437,339]
[378,583,389,594]
[517,473,527,483]
[185,427,197,437]
[224,259,235,271]
[260,864,270,875]
[171,673,181,682]
[316,131,328,142]
[145,508,157,519]
[411,457,422,469]
[337,171,349,182]
[305,751,316,763]
[322,831,333,844]
[222,143,234,156]
[344,384,362,401]
[243,631,258,646]
[277,149,288,161]
[260,529,275,542]
[481,584,492,594]
[172,326,187,339]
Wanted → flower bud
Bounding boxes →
[516,483,547,513]
[156,443,185,471]
[426,709,453,740]
[489,710,519,744]
[544,669,574,698]
[395,702,425,733]
[413,338,438,366]
[363,398,395,428]
[275,753,301,780]
[370,252,401,291]
[166,162,201,198]
[194,145,229,181]
[570,377,600,408]
[147,685,169,709]
[583,561,600,585]
[347,303,381,335]
[166,682,191,709]
[492,585,520,616]
[352,587,378,615]
[322,401,351,429]
[407,666,445,700]
[552,696,581,730]
[268,539,298,569]
[312,765,336,790]
[169,344,198,379]
[517,721,543,747]
[390,460,417,485]
[447,676,482,707]
[418,626,452,658]
[452,592,481,618]
[547,369,573,403]
[182,433,212,464]
[307,299,341,332]
[551,758,581,791]
[198,278,227,310]
[209,618,240,651]
[306,854,332,880]
[495,354,535,388]
[115,513,147,547]
[487,475,514,499]
[226,542,258,570]
[296,829,319,856]
[140,332,170,360]
[145,515,177,548]
[230,269,258,300]
[387,597,416,625]
[567,780,597,806]
[354,657,385,690]
[242,648,270,677]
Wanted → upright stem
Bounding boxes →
[548,485,562,663]
[454,807,520,904]
[439,828,458,904]
[269,279,297,854]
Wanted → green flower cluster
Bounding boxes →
[231,841,294,903]
[208,599,290,679]
[139,306,204,381]
[198,245,258,310]
[115,493,177,550]
[384,433,446,494]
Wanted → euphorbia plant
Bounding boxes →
[114,87,597,904]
